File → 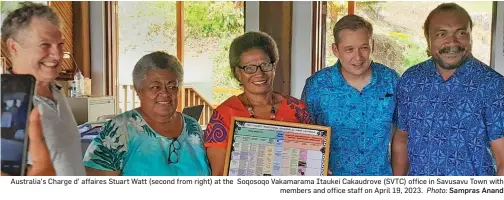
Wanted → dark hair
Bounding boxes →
[228,31,279,80]
[332,15,373,45]
[1,1,59,44]
[423,3,473,56]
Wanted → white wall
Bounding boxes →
[244,1,313,98]
[89,1,106,96]
[290,2,313,99]
[244,1,259,32]
[491,1,504,75]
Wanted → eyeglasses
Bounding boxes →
[237,62,275,74]
[167,138,181,164]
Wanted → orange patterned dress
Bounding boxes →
[203,95,312,149]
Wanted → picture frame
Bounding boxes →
[223,117,331,176]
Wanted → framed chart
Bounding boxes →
[223,117,331,176]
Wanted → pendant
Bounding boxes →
[270,106,276,120]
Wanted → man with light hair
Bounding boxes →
[1,2,85,175]
[302,15,399,176]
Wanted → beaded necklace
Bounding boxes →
[244,95,277,120]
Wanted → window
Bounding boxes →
[183,2,244,104]
[116,1,244,112]
[324,1,494,74]
[1,1,48,20]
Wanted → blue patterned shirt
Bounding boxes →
[302,62,399,176]
[397,57,504,176]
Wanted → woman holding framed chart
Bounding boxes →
[203,32,313,176]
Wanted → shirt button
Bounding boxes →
[361,170,364,174]
[361,112,364,116]
[361,132,364,135]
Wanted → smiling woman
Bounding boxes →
[203,32,313,176]
[82,51,211,176]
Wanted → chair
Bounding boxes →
[182,105,204,121]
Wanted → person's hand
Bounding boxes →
[25,107,55,176]
[1,108,53,176]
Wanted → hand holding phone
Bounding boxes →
[1,107,55,176]
[1,74,56,176]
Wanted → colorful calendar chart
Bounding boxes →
[224,117,331,176]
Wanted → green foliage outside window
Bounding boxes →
[118,1,244,103]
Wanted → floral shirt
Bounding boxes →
[83,109,211,176]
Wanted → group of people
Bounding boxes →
[1,2,502,176]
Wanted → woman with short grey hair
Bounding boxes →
[132,52,184,89]
[83,51,210,176]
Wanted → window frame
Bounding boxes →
[312,1,497,74]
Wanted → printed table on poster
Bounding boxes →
[224,117,331,176]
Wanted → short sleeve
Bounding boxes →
[396,77,410,132]
[301,78,313,109]
[297,100,313,124]
[391,71,400,125]
[392,106,398,124]
[486,78,504,141]
[83,119,127,171]
[301,77,318,124]
[184,115,205,143]
[203,110,231,149]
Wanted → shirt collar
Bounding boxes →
[6,68,62,91]
[426,56,476,81]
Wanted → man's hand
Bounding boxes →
[1,108,54,176]
[490,137,504,176]
[26,108,55,176]
[392,129,409,176]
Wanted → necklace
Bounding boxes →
[245,95,277,120]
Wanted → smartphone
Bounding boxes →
[1,74,35,176]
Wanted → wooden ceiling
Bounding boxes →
[48,1,74,75]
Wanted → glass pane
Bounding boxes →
[325,1,348,67]
[117,1,177,112]
[183,1,244,105]
[355,1,493,74]
[326,1,493,74]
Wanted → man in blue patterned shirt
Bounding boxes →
[392,3,504,176]
[302,15,399,176]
